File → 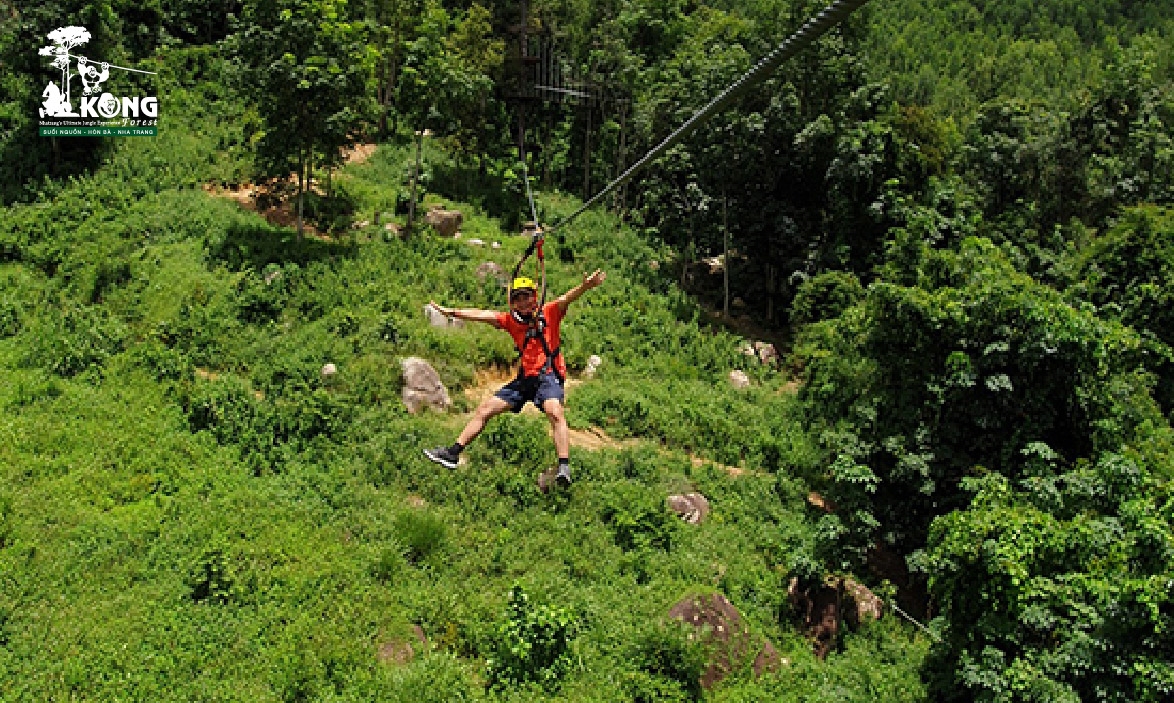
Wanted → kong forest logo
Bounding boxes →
[38,26,159,137]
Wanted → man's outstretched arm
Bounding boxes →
[555,269,606,313]
[429,301,502,327]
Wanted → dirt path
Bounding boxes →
[461,367,747,475]
[461,366,637,451]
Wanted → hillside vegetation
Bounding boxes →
[2,1,1173,701]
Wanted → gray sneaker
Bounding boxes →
[555,464,572,488]
[423,446,460,469]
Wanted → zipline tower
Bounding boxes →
[504,0,620,218]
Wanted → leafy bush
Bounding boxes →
[790,270,864,325]
[480,414,551,467]
[602,482,677,552]
[130,341,193,382]
[235,264,298,323]
[627,621,708,702]
[922,468,1174,703]
[371,544,408,584]
[187,545,236,604]
[24,303,127,377]
[486,585,579,690]
[0,493,12,549]
[156,291,242,366]
[393,510,448,565]
[0,296,21,337]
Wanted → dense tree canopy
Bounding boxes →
[1,1,1174,699]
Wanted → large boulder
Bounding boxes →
[788,576,884,659]
[401,357,451,414]
[666,492,710,525]
[476,261,508,286]
[668,592,784,690]
[754,341,779,365]
[425,207,463,237]
[424,303,464,328]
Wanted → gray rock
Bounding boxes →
[754,342,779,365]
[424,208,463,237]
[475,262,507,285]
[424,303,464,328]
[667,492,710,524]
[728,370,751,388]
[583,354,603,378]
[400,357,451,414]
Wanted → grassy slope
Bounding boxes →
[0,61,928,702]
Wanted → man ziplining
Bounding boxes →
[419,0,872,490]
[424,268,607,489]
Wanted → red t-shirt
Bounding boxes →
[496,301,567,379]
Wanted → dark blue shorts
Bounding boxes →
[495,372,565,413]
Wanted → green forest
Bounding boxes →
[1,0,1172,700]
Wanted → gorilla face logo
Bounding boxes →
[97,92,119,118]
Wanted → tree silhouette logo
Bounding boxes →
[38,26,159,129]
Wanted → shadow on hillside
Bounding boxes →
[207,220,356,272]
[430,162,525,232]
[0,122,108,205]
[626,244,795,353]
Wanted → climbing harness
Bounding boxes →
[507,157,564,382]
[515,314,564,383]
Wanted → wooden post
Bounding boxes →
[723,191,730,318]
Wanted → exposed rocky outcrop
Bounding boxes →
[668,592,785,689]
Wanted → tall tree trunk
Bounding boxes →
[388,29,402,136]
[377,56,389,139]
[616,100,628,214]
[477,94,488,179]
[768,264,776,321]
[296,150,305,241]
[582,102,592,202]
[542,114,553,190]
[723,191,730,318]
[407,130,423,232]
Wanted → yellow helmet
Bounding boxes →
[510,276,537,293]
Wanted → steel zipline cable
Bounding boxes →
[64,53,158,75]
[518,0,873,240]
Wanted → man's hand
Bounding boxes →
[582,269,606,290]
